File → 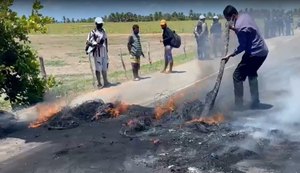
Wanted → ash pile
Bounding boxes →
[31,97,300,172]
[42,99,153,130]
[118,99,300,173]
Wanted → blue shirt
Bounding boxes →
[233,13,269,57]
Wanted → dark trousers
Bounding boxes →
[131,63,140,79]
[211,35,222,57]
[233,53,267,105]
[196,37,208,60]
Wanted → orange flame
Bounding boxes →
[154,93,184,120]
[107,101,129,118]
[185,113,225,125]
[29,101,65,128]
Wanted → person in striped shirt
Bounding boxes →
[127,24,145,81]
[86,17,110,88]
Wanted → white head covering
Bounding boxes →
[95,17,104,24]
[199,15,205,20]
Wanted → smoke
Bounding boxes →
[274,76,300,123]
[0,110,17,130]
[242,76,300,143]
[231,28,300,137]
[219,31,300,171]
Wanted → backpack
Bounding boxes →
[170,30,181,48]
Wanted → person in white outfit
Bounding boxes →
[194,15,209,60]
[86,17,110,88]
[210,16,222,58]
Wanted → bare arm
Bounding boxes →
[127,36,134,53]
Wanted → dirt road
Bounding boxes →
[1,31,300,173]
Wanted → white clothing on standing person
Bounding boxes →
[87,28,108,71]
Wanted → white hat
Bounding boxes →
[95,17,104,24]
[199,15,205,20]
[213,16,219,20]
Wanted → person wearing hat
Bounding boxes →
[194,15,209,60]
[222,5,269,110]
[210,15,222,58]
[160,19,174,73]
[86,17,110,88]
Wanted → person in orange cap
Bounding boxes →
[160,19,174,73]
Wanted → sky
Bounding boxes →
[11,0,300,21]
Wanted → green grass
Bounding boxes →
[0,95,11,111]
[45,60,68,67]
[50,76,93,97]
[50,51,196,97]
[32,20,229,35]
[30,19,267,36]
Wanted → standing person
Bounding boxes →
[264,15,270,39]
[278,16,284,36]
[290,14,294,36]
[270,16,276,38]
[86,17,110,88]
[127,24,145,81]
[160,19,174,73]
[222,5,269,109]
[210,15,222,58]
[285,14,291,36]
[194,15,209,60]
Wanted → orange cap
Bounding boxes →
[160,19,167,26]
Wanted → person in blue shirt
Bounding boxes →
[222,5,269,110]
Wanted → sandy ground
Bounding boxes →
[0,30,300,172]
[29,34,192,76]
[29,33,237,76]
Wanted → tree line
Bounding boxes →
[56,8,300,23]
[58,10,222,23]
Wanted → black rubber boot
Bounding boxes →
[234,80,244,110]
[249,76,260,109]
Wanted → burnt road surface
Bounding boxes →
[1,34,300,173]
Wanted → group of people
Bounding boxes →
[264,12,294,38]
[194,15,223,60]
[85,5,292,110]
[85,17,178,86]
